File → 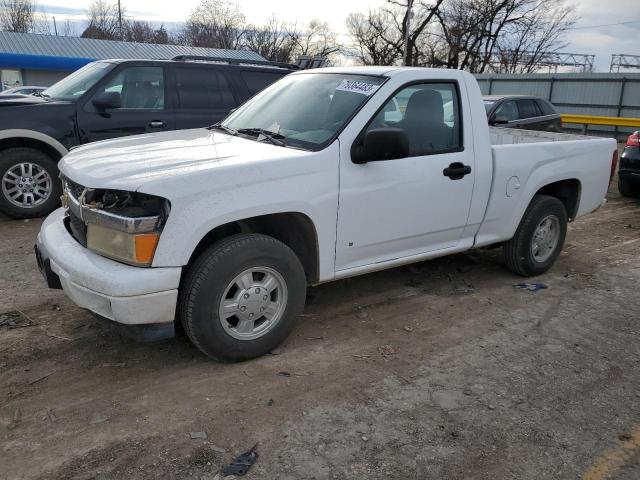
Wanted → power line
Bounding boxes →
[570,19,640,30]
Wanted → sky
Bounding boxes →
[37,0,640,72]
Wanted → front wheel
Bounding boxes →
[503,195,568,277]
[178,234,307,361]
[0,147,62,219]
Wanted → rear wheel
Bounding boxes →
[618,176,637,198]
[0,147,61,219]
[503,195,568,277]
[178,234,307,361]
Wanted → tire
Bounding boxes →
[0,147,62,219]
[503,195,568,277]
[618,176,636,198]
[178,233,307,361]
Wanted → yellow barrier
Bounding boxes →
[561,114,640,129]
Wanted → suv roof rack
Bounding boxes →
[296,56,328,69]
[171,55,299,70]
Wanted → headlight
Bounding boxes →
[87,224,160,266]
[62,179,169,267]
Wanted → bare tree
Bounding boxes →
[493,0,576,73]
[81,0,121,40]
[244,17,300,63]
[345,0,444,66]
[124,20,169,44]
[180,0,245,49]
[0,0,35,33]
[294,19,341,60]
[59,18,75,36]
[346,11,402,65]
[393,0,445,66]
[347,0,577,72]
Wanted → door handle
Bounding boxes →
[148,121,166,128]
[443,162,471,180]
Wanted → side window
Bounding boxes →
[97,67,164,109]
[536,99,556,116]
[241,70,285,95]
[516,99,541,119]
[368,82,461,156]
[494,101,518,121]
[175,67,235,110]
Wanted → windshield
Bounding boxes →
[483,100,495,114]
[222,73,387,150]
[42,62,114,101]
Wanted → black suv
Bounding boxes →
[483,95,562,132]
[0,56,296,218]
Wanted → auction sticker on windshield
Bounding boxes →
[335,79,381,96]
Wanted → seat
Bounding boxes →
[400,89,453,155]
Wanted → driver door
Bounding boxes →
[77,65,175,143]
[335,82,476,272]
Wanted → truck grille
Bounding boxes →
[65,177,85,200]
[62,176,88,247]
[67,210,87,247]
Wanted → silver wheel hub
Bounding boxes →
[218,267,287,340]
[531,214,560,263]
[2,162,52,208]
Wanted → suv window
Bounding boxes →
[516,99,541,119]
[494,100,518,121]
[175,67,235,110]
[97,66,165,109]
[536,99,556,116]
[368,82,461,156]
[241,70,285,95]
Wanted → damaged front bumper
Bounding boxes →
[36,208,182,327]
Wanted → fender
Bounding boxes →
[0,129,69,158]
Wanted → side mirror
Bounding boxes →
[92,91,121,111]
[352,128,409,164]
[490,115,509,125]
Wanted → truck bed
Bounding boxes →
[474,127,617,249]
[490,127,597,145]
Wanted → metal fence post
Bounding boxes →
[615,77,627,141]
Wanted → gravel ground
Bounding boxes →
[1,182,639,480]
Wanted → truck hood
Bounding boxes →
[59,128,309,192]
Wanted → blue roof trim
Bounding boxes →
[0,53,95,71]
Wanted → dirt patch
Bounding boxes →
[1,187,640,479]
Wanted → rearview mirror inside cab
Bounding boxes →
[352,128,410,164]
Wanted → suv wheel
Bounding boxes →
[503,195,568,276]
[0,147,61,219]
[179,234,307,361]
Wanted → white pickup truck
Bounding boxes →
[35,67,618,360]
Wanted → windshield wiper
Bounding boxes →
[208,123,238,136]
[237,128,286,147]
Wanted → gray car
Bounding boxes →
[483,95,561,132]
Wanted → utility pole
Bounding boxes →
[53,16,57,36]
[117,0,123,40]
[402,0,413,66]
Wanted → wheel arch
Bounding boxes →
[186,211,320,285]
[0,130,69,162]
[534,178,581,221]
